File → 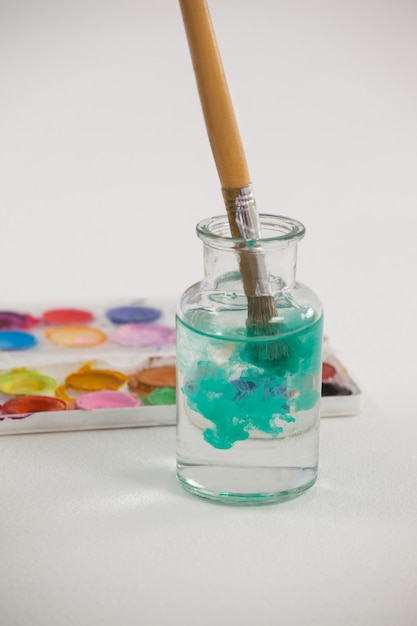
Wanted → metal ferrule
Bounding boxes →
[222,184,271,297]
[222,184,261,239]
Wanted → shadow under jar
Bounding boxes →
[176,214,323,505]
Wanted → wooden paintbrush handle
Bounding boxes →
[179,0,250,189]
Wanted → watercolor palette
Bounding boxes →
[0,300,362,435]
[321,337,363,417]
[0,299,177,435]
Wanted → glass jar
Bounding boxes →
[176,214,323,504]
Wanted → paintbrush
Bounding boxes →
[179,0,281,361]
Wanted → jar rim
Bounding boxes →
[196,213,305,244]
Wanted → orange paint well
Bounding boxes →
[44,326,107,348]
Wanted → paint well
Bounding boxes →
[106,306,162,324]
[44,326,107,347]
[127,363,176,404]
[0,369,56,396]
[2,395,67,414]
[42,308,94,325]
[128,365,176,395]
[147,387,176,405]
[0,311,39,330]
[65,364,128,391]
[322,362,337,381]
[322,381,352,396]
[0,330,37,350]
[74,390,141,410]
[111,323,175,347]
[135,366,176,388]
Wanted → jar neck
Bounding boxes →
[203,240,298,293]
[197,214,304,295]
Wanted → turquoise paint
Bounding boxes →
[279,414,296,423]
[178,311,323,450]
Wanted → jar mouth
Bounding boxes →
[196,214,305,246]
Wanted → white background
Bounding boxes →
[1,1,416,624]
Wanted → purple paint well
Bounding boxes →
[0,311,39,330]
[111,323,176,347]
[74,390,141,410]
[106,306,162,324]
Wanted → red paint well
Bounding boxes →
[3,395,67,414]
[42,308,94,325]
[322,362,337,381]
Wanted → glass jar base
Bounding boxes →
[177,465,317,506]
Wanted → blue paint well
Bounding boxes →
[0,331,37,351]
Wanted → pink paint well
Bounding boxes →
[74,390,141,410]
[111,323,176,347]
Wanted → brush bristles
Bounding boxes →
[247,295,287,363]
[247,295,276,330]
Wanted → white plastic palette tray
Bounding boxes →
[321,338,363,416]
[0,299,362,435]
[0,299,177,435]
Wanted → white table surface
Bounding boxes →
[1,1,417,624]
